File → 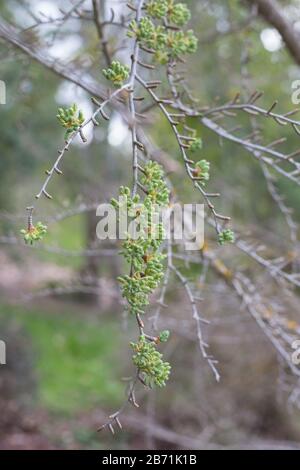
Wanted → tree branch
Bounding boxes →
[0,17,107,101]
[247,0,300,65]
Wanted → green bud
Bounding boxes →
[146,0,168,19]
[159,330,170,342]
[56,103,85,139]
[194,160,210,185]
[189,137,202,153]
[218,229,235,245]
[102,61,130,86]
[168,2,191,26]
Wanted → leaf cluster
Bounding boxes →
[131,335,171,387]
[128,1,197,64]
[20,221,47,245]
[56,104,84,140]
[102,61,130,86]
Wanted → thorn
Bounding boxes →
[274,116,287,125]
[179,135,194,141]
[248,90,263,104]
[267,101,278,114]
[79,129,87,143]
[231,92,240,104]
[216,214,231,221]
[158,98,173,105]
[140,45,155,54]
[145,83,159,90]
[169,113,185,119]
[138,60,155,70]
[146,80,162,86]
[137,164,146,174]
[100,108,110,121]
[54,166,63,175]
[266,137,286,148]
[129,391,139,408]
[180,142,190,149]
[91,97,102,106]
[292,123,300,136]
[92,117,99,126]
[42,189,53,200]
[283,108,300,117]
[286,149,300,160]
[134,140,144,151]
[126,3,137,11]
[222,110,236,117]
[115,417,122,429]
[108,423,115,435]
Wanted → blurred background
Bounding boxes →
[0,0,300,450]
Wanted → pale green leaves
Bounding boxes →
[20,221,47,245]
[102,61,130,86]
[131,335,171,387]
[218,229,235,245]
[56,103,84,140]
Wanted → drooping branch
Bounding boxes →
[34,85,128,202]
[2,0,300,435]
[137,74,230,233]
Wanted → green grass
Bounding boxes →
[0,304,125,414]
